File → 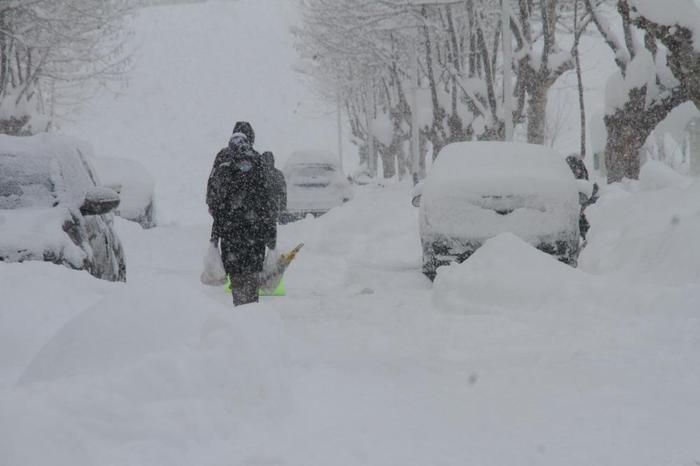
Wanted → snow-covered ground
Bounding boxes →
[2,176,700,465]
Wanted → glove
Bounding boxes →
[267,238,276,251]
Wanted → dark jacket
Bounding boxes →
[207,145,276,273]
[261,151,287,218]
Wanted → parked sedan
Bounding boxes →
[281,150,352,222]
[0,134,126,281]
[415,141,580,280]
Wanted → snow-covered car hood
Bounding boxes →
[0,207,87,268]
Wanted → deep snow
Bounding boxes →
[2,178,700,465]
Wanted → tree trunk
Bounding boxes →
[396,139,410,180]
[604,115,644,182]
[381,147,397,179]
[419,133,429,175]
[527,81,548,144]
[358,144,369,170]
[603,85,686,183]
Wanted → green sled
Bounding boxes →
[225,275,286,297]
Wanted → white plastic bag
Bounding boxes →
[260,248,282,293]
[200,241,227,286]
[259,244,304,294]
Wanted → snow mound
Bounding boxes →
[433,233,583,314]
[0,262,115,387]
[20,276,290,403]
[639,160,692,191]
[580,179,700,285]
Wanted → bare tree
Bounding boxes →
[0,0,133,135]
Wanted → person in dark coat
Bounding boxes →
[261,151,287,222]
[207,121,258,242]
[207,131,276,306]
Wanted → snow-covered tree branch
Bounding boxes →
[585,0,696,182]
[0,0,134,135]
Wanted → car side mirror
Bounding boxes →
[412,194,422,207]
[80,187,120,216]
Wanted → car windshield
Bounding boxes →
[0,154,57,209]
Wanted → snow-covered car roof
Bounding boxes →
[425,141,576,198]
[0,133,99,209]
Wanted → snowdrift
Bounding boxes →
[580,174,700,285]
[433,233,588,314]
[1,271,291,466]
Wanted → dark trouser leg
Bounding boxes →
[229,272,260,306]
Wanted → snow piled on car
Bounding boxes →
[0,207,86,267]
[420,142,579,242]
[0,133,99,206]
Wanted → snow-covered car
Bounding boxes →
[281,150,353,222]
[0,134,126,281]
[92,157,156,229]
[416,141,580,280]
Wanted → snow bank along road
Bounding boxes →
[2,176,700,466]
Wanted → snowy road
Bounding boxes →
[3,181,700,465]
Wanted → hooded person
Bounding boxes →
[207,121,258,240]
[208,121,256,188]
[261,151,287,222]
[206,130,276,306]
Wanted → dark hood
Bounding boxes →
[232,121,255,146]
